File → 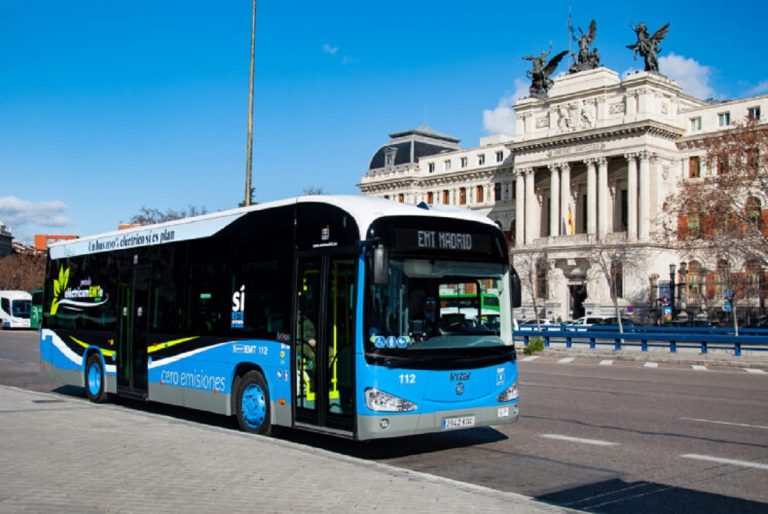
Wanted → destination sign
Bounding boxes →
[394,229,492,253]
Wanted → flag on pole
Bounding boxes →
[566,207,575,235]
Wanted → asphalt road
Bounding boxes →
[3,330,767,513]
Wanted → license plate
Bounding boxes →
[497,406,509,418]
[442,415,475,430]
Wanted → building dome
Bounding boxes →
[368,125,460,171]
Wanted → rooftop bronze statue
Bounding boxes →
[569,19,600,73]
[524,46,568,99]
[627,22,669,73]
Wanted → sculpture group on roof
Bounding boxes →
[523,45,568,100]
[569,19,600,74]
[523,18,670,99]
[627,22,670,73]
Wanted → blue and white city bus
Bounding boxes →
[40,196,521,439]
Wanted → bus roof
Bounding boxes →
[49,195,498,260]
[0,290,32,300]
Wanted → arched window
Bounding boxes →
[535,260,548,299]
[745,259,764,300]
[475,185,484,203]
[746,196,762,230]
[715,259,729,297]
[611,261,623,299]
[687,260,703,302]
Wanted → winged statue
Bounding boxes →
[569,19,600,73]
[524,47,568,99]
[627,22,670,72]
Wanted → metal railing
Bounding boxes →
[514,325,768,357]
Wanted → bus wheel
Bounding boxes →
[235,370,271,435]
[84,354,107,403]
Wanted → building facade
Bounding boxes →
[0,221,13,259]
[358,67,768,323]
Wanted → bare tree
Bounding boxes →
[0,252,45,290]
[302,186,324,196]
[662,118,768,328]
[513,248,549,329]
[587,240,647,334]
[129,206,209,226]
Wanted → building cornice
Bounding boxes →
[508,120,684,155]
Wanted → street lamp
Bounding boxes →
[669,263,676,318]
[678,261,688,320]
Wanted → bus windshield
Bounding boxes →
[12,300,31,319]
[366,259,510,352]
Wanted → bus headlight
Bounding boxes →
[364,388,417,412]
[497,382,519,402]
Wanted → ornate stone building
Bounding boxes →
[358,67,768,323]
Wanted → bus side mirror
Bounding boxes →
[373,245,389,285]
[511,269,522,308]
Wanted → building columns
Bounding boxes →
[524,168,536,244]
[560,163,571,235]
[585,158,597,235]
[515,171,525,247]
[549,164,560,237]
[639,151,652,240]
[625,153,638,240]
[597,157,609,237]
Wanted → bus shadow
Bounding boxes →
[51,385,506,458]
[52,386,240,430]
[274,426,508,459]
[535,478,768,513]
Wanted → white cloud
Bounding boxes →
[748,80,768,95]
[658,53,715,99]
[0,196,72,238]
[322,43,339,55]
[482,79,529,136]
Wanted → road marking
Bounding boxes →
[681,454,768,471]
[680,417,768,431]
[745,368,766,374]
[599,360,613,366]
[541,434,618,446]
[644,362,659,368]
[521,356,539,362]
[558,357,575,364]
[692,365,708,371]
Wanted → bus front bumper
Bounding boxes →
[357,402,519,440]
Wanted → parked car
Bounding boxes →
[593,317,639,327]
[567,316,608,331]
[518,319,556,331]
[668,319,713,328]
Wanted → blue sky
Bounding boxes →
[2,0,766,243]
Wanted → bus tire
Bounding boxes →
[84,354,107,403]
[235,370,271,435]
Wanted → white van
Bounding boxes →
[0,290,32,329]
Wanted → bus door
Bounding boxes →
[117,267,150,396]
[294,252,356,434]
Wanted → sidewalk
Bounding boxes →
[518,342,768,370]
[0,385,568,513]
